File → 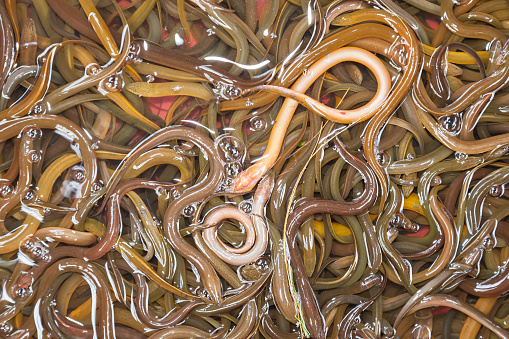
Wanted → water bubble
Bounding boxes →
[407,223,419,232]
[249,116,267,131]
[384,327,396,338]
[0,322,13,335]
[406,153,415,160]
[15,287,29,299]
[23,189,37,202]
[183,204,197,218]
[127,43,142,63]
[27,150,41,163]
[22,239,35,251]
[215,135,245,163]
[29,102,47,116]
[376,151,389,166]
[217,182,227,192]
[389,213,404,227]
[155,186,166,196]
[455,152,468,160]
[245,99,254,106]
[85,63,101,76]
[196,287,211,302]
[206,28,215,36]
[72,168,86,183]
[171,188,182,200]
[388,38,408,68]
[225,162,242,177]
[223,86,241,99]
[26,128,42,140]
[484,235,496,250]
[438,114,461,134]
[99,74,124,93]
[489,184,505,197]
[92,180,104,192]
[30,243,48,260]
[146,74,155,83]
[431,175,442,187]
[270,33,277,38]
[238,200,252,214]
[254,257,270,270]
[239,263,264,281]
[0,184,14,198]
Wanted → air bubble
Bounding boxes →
[225,162,242,177]
[22,239,35,250]
[23,189,37,202]
[215,135,246,163]
[431,175,442,187]
[92,181,104,192]
[439,114,461,135]
[127,43,142,63]
[376,151,389,166]
[254,257,270,270]
[197,287,211,302]
[155,186,166,196]
[484,235,496,250]
[26,128,42,140]
[384,327,396,338]
[171,188,182,200]
[489,185,505,197]
[29,102,47,116]
[238,200,252,213]
[183,204,197,218]
[388,38,408,68]
[15,287,29,299]
[407,223,419,232]
[239,263,264,281]
[389,213,404,227]
[85,63,101,76]
[72,168,86,183]
[455,152,468,160]
[0,322,13,335]
[99,74,124,93]
[225,86,241,99]
[250,116,267,131]
[213,82,242,100]
[245,99,254,106]
[27,150,41,163]
[146,74,155,83]
[31,246,41,257]
[0,184,14,198]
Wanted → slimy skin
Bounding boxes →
[202,175,273,265]
[231,47,391,193]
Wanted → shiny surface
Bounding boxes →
[0,0,509,338]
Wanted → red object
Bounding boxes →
[432,306,452,316]
[405,225,430,238]
[426,16,440,30]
